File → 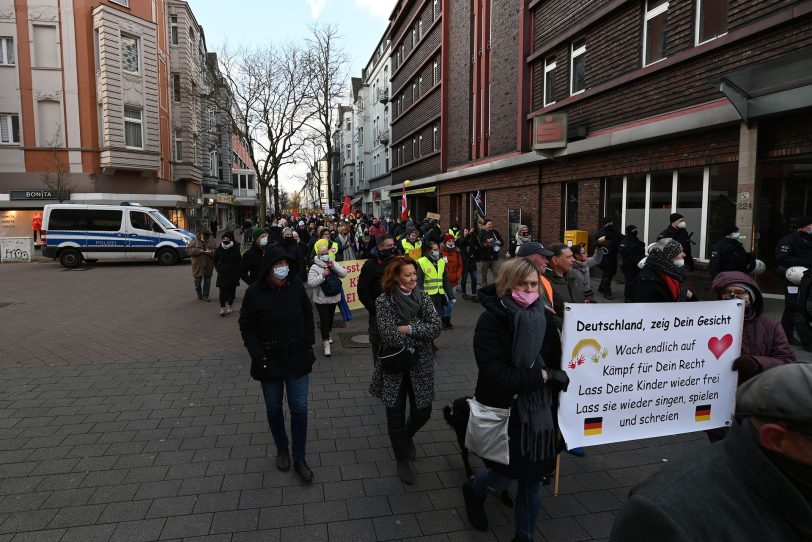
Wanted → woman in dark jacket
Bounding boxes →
[213,231,242,316]
[238,246,316,483]
[463,258,569,541]
[369,256,441,485]
[629,238,695,303]
[240,228,268,286]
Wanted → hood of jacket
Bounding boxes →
[478,284,512,322]
[259,245,289,280]
[711,271,764,317]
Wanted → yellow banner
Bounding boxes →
[337,259,366,311]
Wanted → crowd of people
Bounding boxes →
[185,209,809,542]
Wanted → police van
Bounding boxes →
[42,203,194,268]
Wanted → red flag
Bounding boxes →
[342,195,351,216]
[401,185,408,221]
[291,208,299,220]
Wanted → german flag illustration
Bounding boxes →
[584,417,603,436]
[695,405,711,422]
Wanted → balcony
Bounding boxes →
[378,129,390,145]
[378,87,389,103]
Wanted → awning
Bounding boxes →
[718,47,812,121]
[350,195,363,204]
[387,185,437,196]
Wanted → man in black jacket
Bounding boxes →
[708,225,754,278]
[619,224,645,302]
[277,227,306,281]
[357,234,397,363]
[594,216,623,300]
[658,213,695,271]
[477,218,504,287]
[775,216,812,349]
[610,363,812,542]
[240,228,268,285]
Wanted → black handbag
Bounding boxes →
[377,344,417,374]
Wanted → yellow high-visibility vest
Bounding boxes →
[418,256,445,295]
[401,239,422,261]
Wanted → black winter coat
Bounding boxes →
[708,238,752,277]
[214,243,242,288]
[629,266,683,303]
[239,244,264,286]
[657,226,695,270]
[775,230,812,271]
[238,246,315,381]
[277,238,306,281]
[473,285,562,480]
[619,233,645,274]
[357,256,391,317]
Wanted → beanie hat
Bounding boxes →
[251,228,266,241]
[221,230,234,241]
[721,224,739,237]
[282,227,293,235]
[314,239,330,254]
[443,233,455,243]
[654,238,683,260]
[669,213,684,224]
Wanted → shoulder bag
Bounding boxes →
[377,344,417,375]
[464,397,511,465]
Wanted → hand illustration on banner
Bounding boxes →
[557,300,745,449]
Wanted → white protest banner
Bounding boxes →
[558,300,744,449]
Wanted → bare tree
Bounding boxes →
[219,42,315,225]
[305,23,350,210]
[41,131,72,203]
[294,134,327,210]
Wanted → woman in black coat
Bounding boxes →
[629,238,695,303]
[238,245,316,484]
[463,259,569,541]
[213,231,242,316]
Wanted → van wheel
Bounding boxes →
[156,248,179,266]
[59,249,83,269]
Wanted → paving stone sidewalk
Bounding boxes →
[1,261,715,541]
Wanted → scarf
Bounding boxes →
[501,295,556,462]
[392,287,422,325]
[645,250,688,301]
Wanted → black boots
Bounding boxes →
[294,460,313,484]
[462,480,489,531]
[276,448,290,471]
[441,316,453,329]
[397,458,415,485]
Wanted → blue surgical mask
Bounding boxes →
[319,254,330,262]
[430,251,440,260]
[273,266,289,279]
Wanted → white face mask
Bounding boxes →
[259,237,268,247]
[446,243,455,249]
[319,254,330,262]
[673,258,685,268]
[677,222,687,229]
[222,241,233,248]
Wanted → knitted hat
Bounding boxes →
[669,213,684,224]
[443,233,455,243]
[251,228,266,241]
[221,230,234,241]
[282,227,293,235]
[653,238,683,260]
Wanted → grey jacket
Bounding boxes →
[610,419,812,542]
[570,250,604,299]
[306,258,348,304]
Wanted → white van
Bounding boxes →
[42,204,194,268]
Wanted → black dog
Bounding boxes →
[443,397,515,508]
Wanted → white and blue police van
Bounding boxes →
[42,203,194,268]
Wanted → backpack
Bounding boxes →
[320,270,342,297]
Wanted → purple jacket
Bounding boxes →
[711,272,796,370]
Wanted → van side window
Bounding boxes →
[130,211,161,233]
[48,209,122,231]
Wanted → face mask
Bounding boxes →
[673,259,685,268]
[222,241,233,248]
[430,251,440,260]
[273,266,289,280]
[319,254,330,262]
[259,237,268,247]
[677,222,687,229]
[379,248,396,260]
[398,281,413,294]
[729,232,740,240]
[446,243,455,249]
[511,290,539,309]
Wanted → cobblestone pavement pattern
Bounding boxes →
[0,260,781,541]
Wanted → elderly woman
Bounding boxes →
[629,238,695,302]
[336,225,356,261]
[369,256,441,485]
[463,258,569,541]
[307,241,348,357]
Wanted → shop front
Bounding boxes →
[0,190,64,244]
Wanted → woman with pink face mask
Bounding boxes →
[462,258,570,541]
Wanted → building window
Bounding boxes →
[359,127,364,145]
[172,73,181,102]
[207,107,216,131]
[696,0,728,44]
[346,119,351,130]
[170,15,178,45]
[346,144,350,158]
[123,107,143,149]
[174,130,183,161]
[544,56,556,106]
[110,0,130,6]
[208,150,218,178]
[412,137,418,159]
[643,0,669,66]
[418,134,424,156]
[412,82,417,102]
[37,100,62,146]
[32,25,58,68]
[419,76,423,94]
[359,162,364,181]
[433,60,440,85]
[565,182,579,231]
[0,37,14,65]
[570,38,586,95]
[0,113,20,144]
[419,20,424,40]
[412,28,416,49]
[433,123,439,151]
[385,148,390,172]
[120,34,140,74]
[434,0,440,20]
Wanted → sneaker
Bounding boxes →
[397,459,415,485]
[462,480,489,531]
[226,305,233,314]
[328,335,333,344]
[323,340,331,357]
[276,448,291,471]
[294,459,314,484]
[219,307,226,317]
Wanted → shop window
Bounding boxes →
[647,171,673,244]
[603,176,624,227]
[570,38,586,95]
[625,174,647,242]
[706,164,737,255]
[643,0,668,66]
[696,0,728,45]
[565,182,579,231]
[676,168,704,258]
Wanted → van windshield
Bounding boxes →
[150,211,178,230]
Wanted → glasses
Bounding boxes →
[722,289,750,301]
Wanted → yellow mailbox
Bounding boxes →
[564,230,589,252]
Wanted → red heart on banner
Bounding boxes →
[708,334,733,360]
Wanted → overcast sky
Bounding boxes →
[189,0,396,195]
